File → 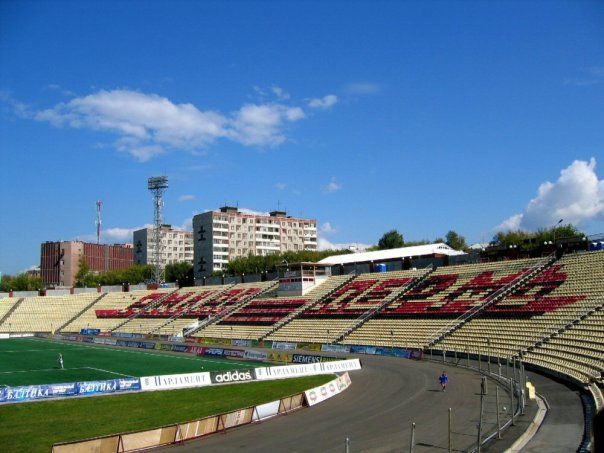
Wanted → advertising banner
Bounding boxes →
[271,341,297,351]
[117,378,142,391]
[252,400,281,421]
[349,345,368,354]
[80,328,101,336]
[321,344,351,353]
[186,346,206,355]
[139,342,157,350]
[203,348,224,357]
[222,348,245,359]
[267,351,292,363]
[77,379,119,395]
[231,339,252,348]
[296,343,322,352]
[243,350,268,361]
[254,359,361,381]
[291,354,322,364]
[304,372,351,407]
[209,369,255,384]
[409,349,423,360]
[171,344,188,353]
[0,382,77,403]
[140,372,211,391]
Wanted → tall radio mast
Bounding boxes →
[96,200,103,244]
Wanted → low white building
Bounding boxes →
[318,243,467,272]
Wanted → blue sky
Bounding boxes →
[1,1,603,274]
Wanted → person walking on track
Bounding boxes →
[439,370,448,391]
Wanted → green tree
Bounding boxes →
[74,256,95,288]
[492,224,584,249]
[223,249,351,275]
[165,262,194,286]
[377,230,405,250]
[445,230,468,251]
[0,273,43,292]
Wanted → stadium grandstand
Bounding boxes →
[1,248,603,450]
[1,250,602,384]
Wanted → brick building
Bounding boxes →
[40,241,133,287]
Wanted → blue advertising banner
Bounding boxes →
[80,328,101,336]
[350,345,368,354]
[391,348,411,358]
[204,347,224,357]
[1,382,77,403]
[77,380,119,395]
[77,378,141,396]
[117,378,141,391]
[171,344,188,353]
[139,342,157,349]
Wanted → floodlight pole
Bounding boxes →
[148,176,169,285]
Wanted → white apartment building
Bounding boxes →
[193,207,317,278]
[133,225,194,267]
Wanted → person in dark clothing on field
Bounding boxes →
[439,371,448,391]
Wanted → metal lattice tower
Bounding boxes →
[147,176,169,284]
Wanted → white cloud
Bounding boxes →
[324,177,342,193]
[320,222,337,234]
[178,194,196,202]
[497,158,604,231]
[344,82,381,95]
[21,264,40,273]
[229,103,305,146]
[496,214,523,232]
[271,86,290,100]
[79,224,153,243]
[308,94,338,109]
[179,217,193,231]
[564,67,604,87]
[32,89,308,160]
[317,237,371,252]
[275,182,287,190]
[46,83,76,97]
[238,207,270,216]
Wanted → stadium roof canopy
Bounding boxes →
[318,243,466,266]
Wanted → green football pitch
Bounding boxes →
[0,338,256,387]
